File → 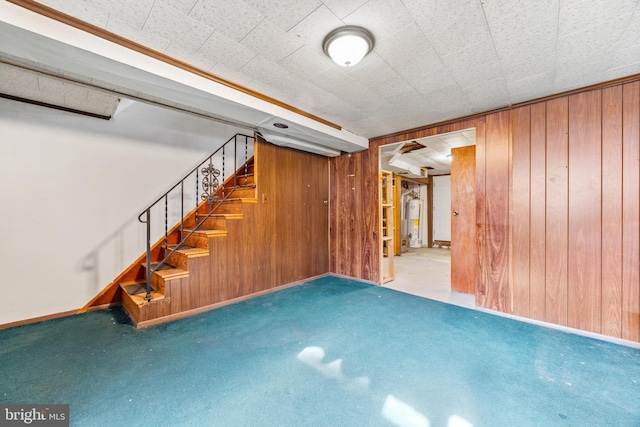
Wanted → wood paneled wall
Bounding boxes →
[329,79,640,342]
[254,139,329,288]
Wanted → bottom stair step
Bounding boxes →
[122,282,154,296]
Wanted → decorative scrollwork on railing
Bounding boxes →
[201,164,221,203]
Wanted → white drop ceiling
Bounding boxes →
[1,0,640,150]
[381,129,476,177]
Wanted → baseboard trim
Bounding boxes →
[0,309,80,330]
[134,273,331,329]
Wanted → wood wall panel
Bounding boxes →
[510,106,531,317]
[622,82,640,341]
[545,97,569,326]
[479,111,510,312]
[357,78,640,342]
[568,91,602,333]
[451,145,477,294]
[601,85,623,337]
[529,103,547,321]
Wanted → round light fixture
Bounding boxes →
[273,123,288,129]
[322,26,375,67]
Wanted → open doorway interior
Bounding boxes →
[379,129,476,308]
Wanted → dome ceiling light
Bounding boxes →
[322,26,375,67]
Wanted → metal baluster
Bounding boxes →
[244,136,248,185]
[145,209,152,302]
[180,181,184,241]
[208,155,214,210]
[195,168,199,226]
[222,146,225,198]
[164,194,168,249]
[234,136,238,189]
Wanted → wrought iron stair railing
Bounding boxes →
[138,133,255,302]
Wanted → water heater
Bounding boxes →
[408,199,423,248]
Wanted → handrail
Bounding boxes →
[138,133,256,301]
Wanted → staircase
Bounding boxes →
[107,134,258,326]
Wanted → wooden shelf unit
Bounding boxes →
[380,170,394,284]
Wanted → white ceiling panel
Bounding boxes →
[90,0,156,29]
[287,5,342,52]
[558,0,638,37]
[240,19,304,63]
[198,31,256,71]
[342,0,414,42]
[279,46,333,80]
[39,0,109,28]
[321,0,369,19]
[241,0,322,31]
[143,1,213,53]
[489,1,558,63]
[106,18,171,53]
[188,0,263,42]
[168,0,198,16]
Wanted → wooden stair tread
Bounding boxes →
[140,262,190,280]
[165,244,209,257]
[121,281,154,296]
[222,197,258,204]
[184,228,227,237]
[128,291,165,306]
[205,213,244,220]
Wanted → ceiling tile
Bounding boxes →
[189,0,263,42]
[424,11,494,59]
[342,0,414,41]
[559,0,637,37]
[376,24,446,80]
[481,0,546,23]
[287,5,342,50]
[489,1,558,63]
[279,46,333,80]
[165,42,217,72]
[446,59,503,90]
[241,0,323,32]
[143,1,214,52]
[611,44,640,70]
[371,76,415,99]
[344,54,399,87]
[557,15,630,67]
[321,0,369,19]
[168,0,198,15]
[198,31,257,70]
[209,63,254,87]
[106,18,171,53]
[410,70,458,95]
[240,19,304,63]
[39,0,109,28]
[606,62,640,81]
[0,63,39,91]
[89,0,155,29]
[506,72,554,101]
[403,0,479,35]
[500,54,555,82]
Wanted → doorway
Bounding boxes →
[378,129,476,307]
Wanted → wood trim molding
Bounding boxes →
[7,0,342,131]
[0,309,79,331]
[372,73,640,142]
[133,273,333,329]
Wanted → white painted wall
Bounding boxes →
[0,98,244,324]
[432,175,451,241]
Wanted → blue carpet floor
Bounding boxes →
[1,276,639,426]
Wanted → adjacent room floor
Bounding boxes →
[384,247,474,309]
